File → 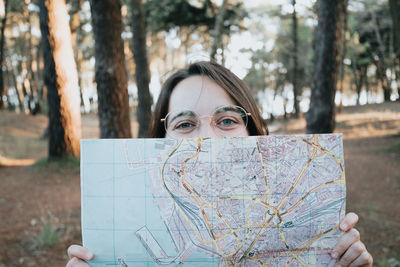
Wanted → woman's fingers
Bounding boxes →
[340,212,359,232]
[331,212,372,266]
[335,241,366,267]
[349,251,373,267]
[66,257,91,267]
[331,228,360,259]
[67,245,94,261]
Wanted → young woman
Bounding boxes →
[67,61,372,267]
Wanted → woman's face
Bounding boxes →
[166,75,250,138]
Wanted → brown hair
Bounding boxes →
[148,61,268,138]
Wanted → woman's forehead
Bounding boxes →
[168,76,236,114]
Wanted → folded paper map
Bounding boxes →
[81,134,346,266]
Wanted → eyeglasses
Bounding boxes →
[161,105,251,138]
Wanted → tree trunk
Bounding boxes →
[4,72,13,109]
[375,60,391,101]
[3,64,10,109]
[369,7,392,102]
[365,68,370,104]
[389,0,400,100]
[131,0,152,138]
[389,0,400,61]
[15,61,30,111]
[36,38,45,100]
[39,0,82,159]
[89,0,132,138]
[24,2,39,106]
[21,60,37,114]
[210,0,228,62]
[395,59,400,101]
[0,0,9,109]
[10,66,24,113]
[70,0,85,109]
[351,63,366,106]
[292,0,300,118]
[337,0,348,113]
[306,0,346,134]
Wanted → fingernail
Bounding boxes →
[86,252,93,260]
[331,251,339,259]
[341,223,348,231]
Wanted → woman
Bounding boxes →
[67,61,372,267]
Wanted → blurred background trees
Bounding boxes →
[0,0,399,156]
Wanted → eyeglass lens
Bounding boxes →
[165,106,248,137]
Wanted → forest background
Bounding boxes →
[0,0,399,266]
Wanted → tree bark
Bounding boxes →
[338,0,348,113]
[24,1,39,108]
[131,0,152,138]
[10,66,24,113]
[368,7,392,101]
[89,0,132,138]
[36,37,45,100]
[389,0,400,100]
[351,63,366,106]
[306,0,346,134]
[39,0,82,159]
[70,0,85,109]
[292,0,299,118]
[0,0,9,109]
[389,0,400,61]
[375,60,391,101]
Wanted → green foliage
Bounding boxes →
[7,0,26,13]
[376,257,400,267]
[242,8,314,101]
[386,141,400,153]
[242,47,271,96]
[347,3,390,63]
[143,0,247,35]
[144,0,213,32]
[272,15,313,93]
[31,216,62,248]
[345,0,395,100]
[32,156,80,173]
[354,5,392,56]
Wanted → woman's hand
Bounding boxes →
[331,212,373,267]
[66,245,94,267]
[64,214,372,267]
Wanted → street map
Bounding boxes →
[81,134,346,266]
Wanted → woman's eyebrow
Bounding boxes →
[214,106,236,114]
[169,110,196,123]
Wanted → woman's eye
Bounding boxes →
[174,121,196,130]
[217,118,238,128]
[177,122,192,128]
[221,119,235,125]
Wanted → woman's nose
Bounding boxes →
[196,122,220,138]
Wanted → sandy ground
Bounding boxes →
[0,102,399,266]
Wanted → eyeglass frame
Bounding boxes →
[160,105,252,138]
